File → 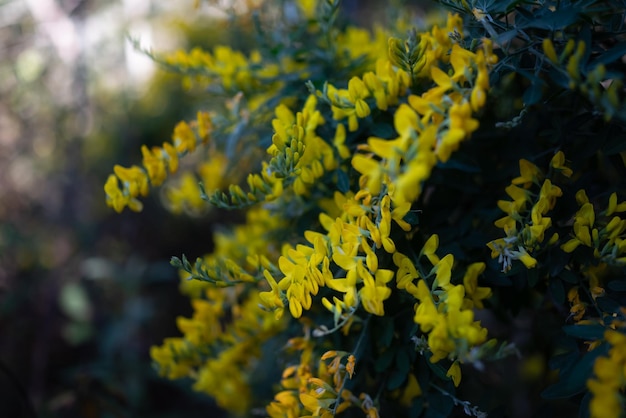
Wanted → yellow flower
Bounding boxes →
[296,0,316,18]
[512,159,542,187]
[172,120,197,153]
[462,262,491,309]
[434,254,455,290]
[141,145,168,186]
[549,151,573,177]
[352,154,384,195]
[348,76,371,118]
[394,251,420,292]
[359,269,394,316]
[260,270,286,319]
[447,361,462,387]
[413,280,441,333]
[542,38,559,63]
[333,123,351,160]
[421,234,441,265]
[114,165,149,197]
[512,247,537,269]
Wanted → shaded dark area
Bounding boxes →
[0,0,236,416]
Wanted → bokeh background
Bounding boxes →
[0,1,388,417]
[0,0,254,416]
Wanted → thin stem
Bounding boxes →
[430,383,487,418]
[332,314,371,415]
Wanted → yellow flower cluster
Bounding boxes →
[396,235,491,370]
[115,8,504,416]
[178,205,287,294]
[151,205,291,412]
[588,329,626,418]
[163,153,229,214]
[336,26,388,66]
[151,287,286,414]
[164,46,285,95]
[543,38,624,120]
[260,191,411,320]
[350,35,497,204]
[104,112,212,212]
[487,152,569,272]
[266,330,380,418]
[561,190,626,265]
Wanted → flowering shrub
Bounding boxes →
[105,0,626,416]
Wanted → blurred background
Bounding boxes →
[0,0,257,416]
[0,1,391,417]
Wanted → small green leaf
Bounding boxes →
[375,347,396,373]
[596,296,621,314]
[523,80,544,105]
[562,324,606,340]
[542,344,607,399]
[579,391,591,418]
[520,8,579,30]
[369,122,395,138]
[336,169,350,193]
[549,278,565,304]
[607,279,626,291]
[527,267,539,287]
[603,134,626,155]
[181,254,192,271]
[588,42,626,68]
[170,256,183,269]
[425,357,448,380]
[424,393,454,418]
[496,29,519,45]
[549,350,578,374]
[386,368,408,390]
[558,268,579,284]
[395,347,411,372]
[403,211,420,226]
[410,398,424,417]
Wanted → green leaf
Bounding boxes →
[410,398,424,417]
[549,350,578,374]
[603,134,626,155]
[596,296,621,314]
[170,256,183,269]
[549,279,565,304]
[181,254,192,271]
[607,279,626,291]
[336,169,350,193]
[386,368,408,390]
[496,29,519,45]
[562,324,606,340]
[424,393,454,418]
[558,268,579,284]
[374,316,394,348]
[403,211,420,226]
[369,122,395,138]
[395,347,411,372]
[548,67,571,89]
[523,80,544,105]
[588,42,626,69]
[519,7,579,30]
[425,357,448,380]
[376,347,396,373]
[579,391,591,418]
[542,344,607,399]
[527,267,539,287]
